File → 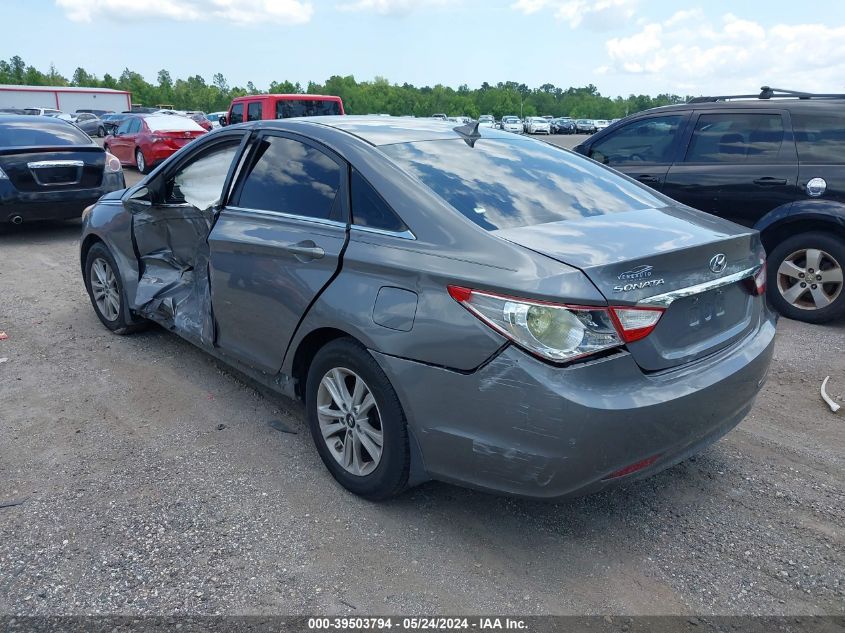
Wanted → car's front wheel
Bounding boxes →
[84,242,145,334]
[306,338,410,500]
[767,231,845,323]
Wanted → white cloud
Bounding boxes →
[601,12,845,94]
[511,0,638,31]
[55,0,313,25]
[336,0,451,15]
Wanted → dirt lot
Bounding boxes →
[0,142,844,617]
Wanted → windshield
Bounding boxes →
[503,117,518,123]
[381,138,664,231]
[0,118,93,147]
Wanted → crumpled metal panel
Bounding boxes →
[132,207,215,346]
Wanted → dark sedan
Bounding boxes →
[79,117,774,500]
[0,116,125,224]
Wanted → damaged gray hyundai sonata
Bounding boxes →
[80,116,776,500]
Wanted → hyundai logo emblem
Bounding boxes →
[709,253,727,274]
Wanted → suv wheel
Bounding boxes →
[767,232,845,323]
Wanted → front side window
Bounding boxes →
[684,113,785,163]
[237,136,341,220]
[167,140,241,209]
[247,102,263,121]
[351,169,408,233]
[792,111,845,164]
[382,138,665,231]
[589,114,685,165]
[229,103,244,125]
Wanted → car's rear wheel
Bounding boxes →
[97,126,105,138]
[84,242,146,334]
[768,232,845,323]
[306,338,409,500]
[135,148,148,174]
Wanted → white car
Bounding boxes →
[526,117,551,134]
[594,119,611,131]
[501,116,522,133]
[24,107,64,117]
[478,115,495,128]
[207,111,227,128]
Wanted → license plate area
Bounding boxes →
[28,160,84,187]
[688,288,727,328]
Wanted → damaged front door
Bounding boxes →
[129,135,245,346]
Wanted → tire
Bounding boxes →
[767,231,845,323]
[84,242,146,334]
[306,338,409,500]
[97,126,105,138]
[135,148,148,174]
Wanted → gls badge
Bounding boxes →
[614,264,665,293]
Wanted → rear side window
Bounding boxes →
[792,112,845,164]
[0,118,92,147]
[382,138,665,231]
[589,115,685,164]
[230,103,244,125]
[275,99,341,119]
[684,113,785,163]
[237,136,341,220]
[351,169,408,233]
[247,102,262,121]
[128,119,143,134]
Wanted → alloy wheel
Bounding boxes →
[777,248,843,310]
[316,367,383,477]
[136,150,145,173]
[90,257,120,321]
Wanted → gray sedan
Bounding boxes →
[80,117,776,500]
[73,112,107,138]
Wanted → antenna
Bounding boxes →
[454,121,481,147]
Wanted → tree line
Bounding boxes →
[0,55,689,118]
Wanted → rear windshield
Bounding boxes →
[381,138,664,231]
[275,99,341,118]
[0,118,93,147]
[145,116,205,132]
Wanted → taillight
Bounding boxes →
[608,306,665,343]
[447,286,664,363]
[104,152,122,173]
[743,261,767,296]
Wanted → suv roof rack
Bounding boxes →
[688,86,845,103]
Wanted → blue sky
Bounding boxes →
[5,0,845,97]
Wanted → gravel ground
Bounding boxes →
[0,150,843,617]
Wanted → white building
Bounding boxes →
[0,85,132,113]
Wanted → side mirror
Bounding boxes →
[218,115,228,127]
[124,184,159,213]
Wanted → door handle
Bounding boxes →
[283,240,325,260]
[637,175,660,184]
[753,177,787,186]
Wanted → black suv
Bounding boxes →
[574,87,845,323]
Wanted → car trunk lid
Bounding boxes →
[0,146,105,192]
[494,206,764,371]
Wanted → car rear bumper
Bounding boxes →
[0,172,125,222]
[372,308,776,500]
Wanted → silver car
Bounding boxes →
[80,117,776,500]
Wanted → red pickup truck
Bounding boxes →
[220,94,344,126]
